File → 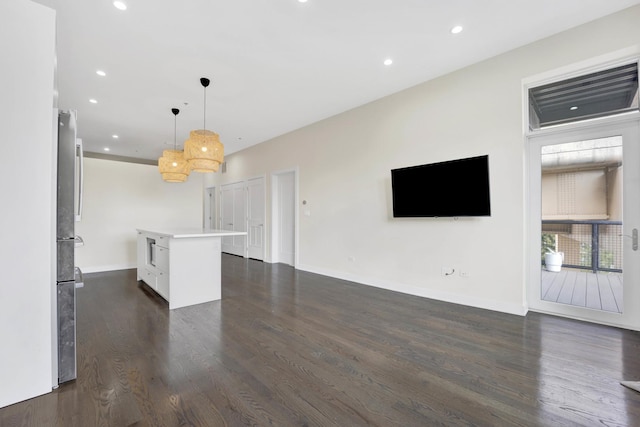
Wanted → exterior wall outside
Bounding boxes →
[541,170,609,220]
[608,166,623,221]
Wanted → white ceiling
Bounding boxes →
[33,0,640,162]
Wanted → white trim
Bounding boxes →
[81,263,136,274]
[526,111,640,138]
[297,263,527,316]
[219,178,246,187]
[529,307,638,332]
[247,173,268,183]
[522,46,640,87]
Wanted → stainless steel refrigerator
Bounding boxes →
[56,110,83,384]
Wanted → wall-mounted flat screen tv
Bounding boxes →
[391,155,491,217]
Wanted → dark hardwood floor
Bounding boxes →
[2,254,640,426]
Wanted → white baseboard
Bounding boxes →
[78,263,136,274]
[296,263,527,317]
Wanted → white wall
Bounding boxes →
[76,158,204,272]
[208,5,640,316]
[0,0,56,408]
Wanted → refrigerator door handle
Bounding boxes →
[75,138,83,222]
[74,267,84,288]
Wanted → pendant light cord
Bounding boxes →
[171,108,179,150]
[200,77,210,133]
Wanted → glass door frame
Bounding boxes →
[526,115,640,330]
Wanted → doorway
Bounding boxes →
[539,136,623,313]
[527,119,640,329]
[217,177,266,260]
[271,170,296,266]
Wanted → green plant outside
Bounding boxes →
[541,233,556,261]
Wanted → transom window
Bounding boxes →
[529,62,639,130]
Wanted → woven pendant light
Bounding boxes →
[184,78,224,173]
[158,108,190,182]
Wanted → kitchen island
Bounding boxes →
[136,228,247,309]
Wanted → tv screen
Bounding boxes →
[391,155,491,217]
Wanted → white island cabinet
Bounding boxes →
[136,228,246,309]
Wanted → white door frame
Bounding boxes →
[270,168,298,266]
[525,117,640,330]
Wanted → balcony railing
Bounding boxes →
[542,220,623,273]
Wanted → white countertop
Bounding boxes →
[137,228,248,239]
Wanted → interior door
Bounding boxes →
[247,177,265,260]
[221,182,246,257]
[527,119,640,330]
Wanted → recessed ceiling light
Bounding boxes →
[89,98,98,104]
[451,25,463,34]
[113,1,127,11]
[104,147,110,152]
[384,58,393,66]
[112,134,119,139]
[570,106,579,111]
[298,0,308,3]
[96,70,106,77]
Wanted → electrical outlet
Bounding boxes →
[459,271,469,278]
